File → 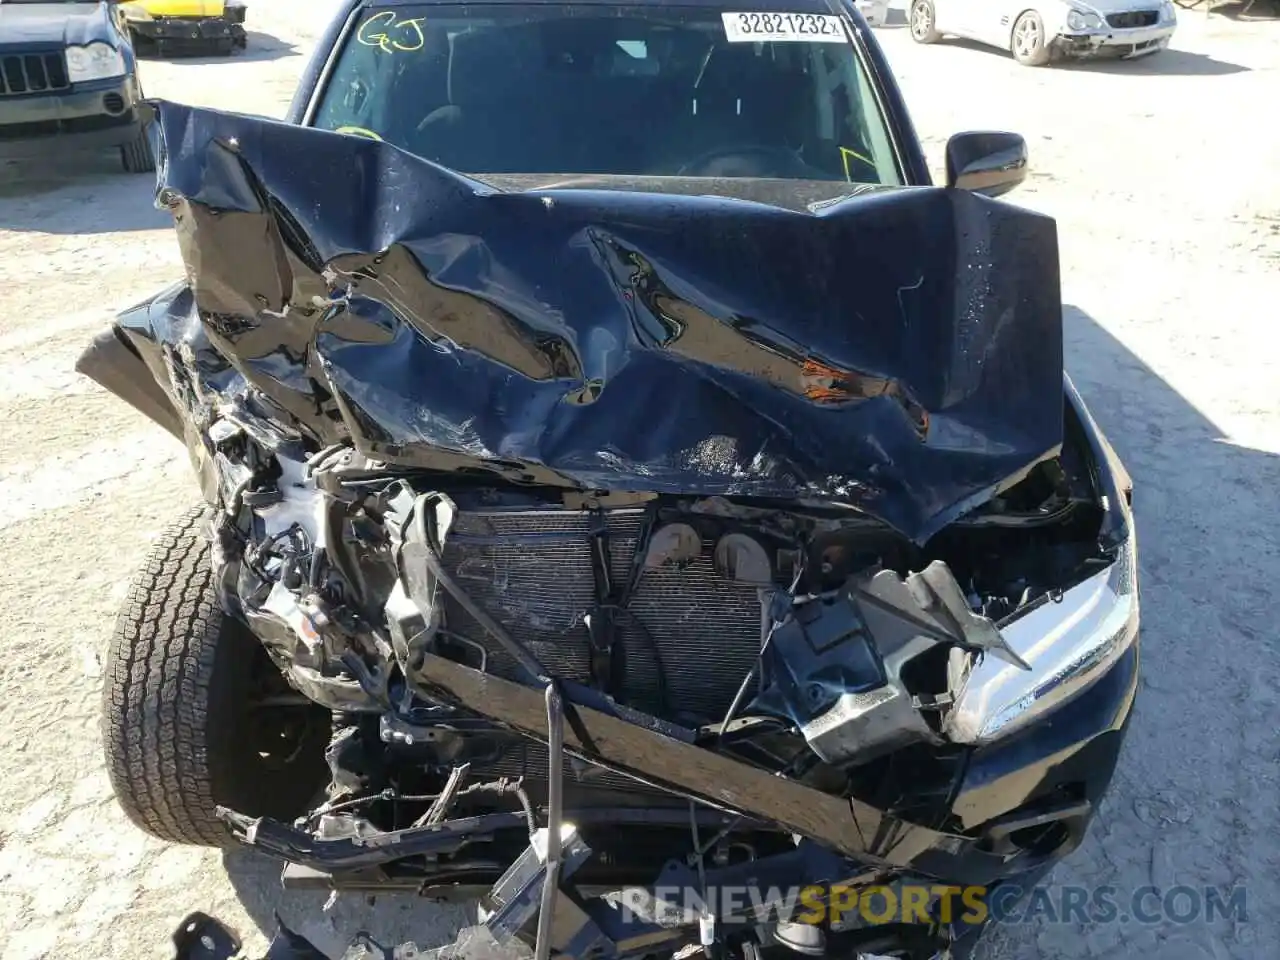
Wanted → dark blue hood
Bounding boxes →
[0,1,113,47]
[118,100,1066,544]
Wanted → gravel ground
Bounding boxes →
[1,4,1277,959]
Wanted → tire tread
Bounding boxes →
[120,126,155,174]
[101,506,234,847]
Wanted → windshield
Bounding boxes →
[311,3,901,185]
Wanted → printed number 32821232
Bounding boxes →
[721,11,848,41]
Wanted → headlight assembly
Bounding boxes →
[1067,9,1104,29]
[944,531,1139,745]
[65,43,126,83]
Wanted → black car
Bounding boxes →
[0,0,152,172]
[79,1,1140,959]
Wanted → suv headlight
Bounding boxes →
[944,530,1140,745]
[1067,8,1104,29]
[65,43,126,83]
[1160,0,1177,19]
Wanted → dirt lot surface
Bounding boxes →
[1,3,1277,958]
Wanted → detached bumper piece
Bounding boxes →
[1053,27,1174,59]
[129,16,247,55]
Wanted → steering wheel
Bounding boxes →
[675,144,811,178]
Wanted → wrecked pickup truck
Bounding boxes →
[79,2,1139,959]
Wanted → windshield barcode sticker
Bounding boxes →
[721,12,849,42]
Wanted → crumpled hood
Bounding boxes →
[0,2,111,46]
[117,100,1065,544]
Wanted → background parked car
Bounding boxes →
[909,0,1177,64]
[0,0,153,172]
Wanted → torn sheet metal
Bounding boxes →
[116,100,1063,543]
[407,652,1008,879]
[748,560,1029,766]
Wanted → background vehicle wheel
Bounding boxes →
[120,125,155,174]
[909,0,943,42]
[101,505,330,847]
[1011,10,1052,66]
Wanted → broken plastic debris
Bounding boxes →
[864,562,1032,670]
[416,927,534,960]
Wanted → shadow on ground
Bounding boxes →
[1060,47,1251,74]
[981,305,1280,959]
[208,305,1278,959]
[0,165,166,234]
[1203,0,1280,18]
[880,6,911,26]
[136,30,301,64]
[938,36,1250,73]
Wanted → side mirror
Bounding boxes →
[945,131,1028,198]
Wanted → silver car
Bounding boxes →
[909,0,1178,64]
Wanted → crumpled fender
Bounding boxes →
[75,323,185,441]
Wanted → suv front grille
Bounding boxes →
[0,52,70,97]
[1106,10,1159,27]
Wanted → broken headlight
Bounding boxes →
[945,530,1139,745]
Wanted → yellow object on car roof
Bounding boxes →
[134,0,227,16]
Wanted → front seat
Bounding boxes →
[665,45,813,175]
[414,28,544,173]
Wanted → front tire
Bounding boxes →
[909,0,943,42]
[1011,10,1052,66]
[101,506,329,847]
[120,123,155,174]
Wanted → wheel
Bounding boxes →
[120,123,155,174]
[1011,10,1052,66]
[101,505,330,847]
[909,0,943,42]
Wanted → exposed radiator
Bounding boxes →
[438,507,765,723]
